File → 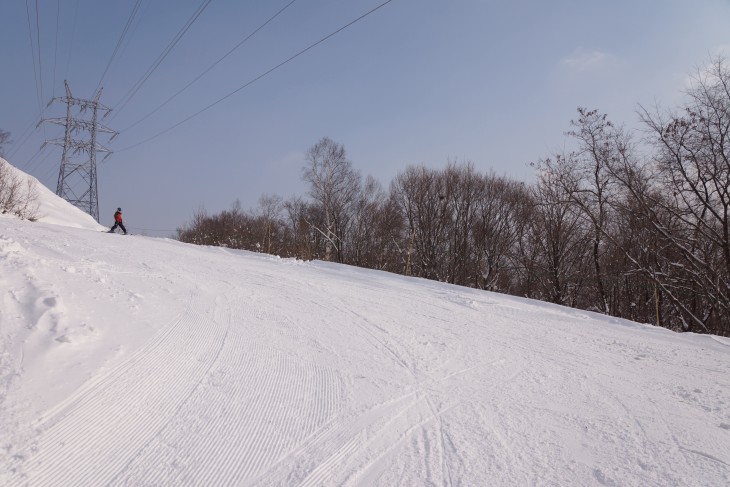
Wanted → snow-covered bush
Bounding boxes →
[0,159,39,221]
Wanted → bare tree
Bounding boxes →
[177,203,248,249]
[538,108,622,313]
[630,59,730,333]
[391,165,451,280]
[472,174,525,292]
[443,161,480,285]
[0,129,10,158]
[509,187,542,299]
[302,137,361,262]
[529,168,591,306]
[347,175,402,269]
[283,196,317,260]
[256,194,283,254]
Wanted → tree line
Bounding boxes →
[178,57,730,337]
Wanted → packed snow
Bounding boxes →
[1,159,729,486]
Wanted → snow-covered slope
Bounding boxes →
[0,157,104,231]
[0,163,729,486]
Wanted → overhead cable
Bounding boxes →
[96,0,144,92]
[121,0,300,132]
[116,0,396,152]
[8,117,41,161]
[52,0,60,97]
[110,0,214,121]
[25,0,42,114]
[64,0,81,81]
[35,0,44,106]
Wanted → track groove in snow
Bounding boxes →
[8,289,229,486]
[103,293,343,486]
[6,286,346,486]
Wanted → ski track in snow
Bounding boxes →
[4,280,345,486]
[1,216,730,486]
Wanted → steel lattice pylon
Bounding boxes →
[41,81,117,222]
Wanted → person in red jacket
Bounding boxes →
[108,207,128,234]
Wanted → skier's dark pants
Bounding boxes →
[110,222,127,234]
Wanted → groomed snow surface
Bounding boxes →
[1,160,729,486]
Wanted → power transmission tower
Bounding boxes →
[41,81,117,222]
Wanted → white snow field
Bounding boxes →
[1,160,729,486]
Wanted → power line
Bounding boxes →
[116,0,151,65]
[96,0,144,93]
[34,0,44,107]
[25,0,42,114]
[9,126,43,167]
[117,0,397,152]
[121,0,300,132]
[52,0,60,97]
[39,150,61,184]
[110,0,214,121]
[8,116,41,162]
[19,143,46,172]
[26,145,53,176]
[64,0,80,81]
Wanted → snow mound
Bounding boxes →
[0,157,104,231]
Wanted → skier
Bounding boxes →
[109,207,128,234]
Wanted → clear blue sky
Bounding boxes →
[2,0,730,236]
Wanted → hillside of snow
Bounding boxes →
[0,157,105,231]
[1,162,729,486]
